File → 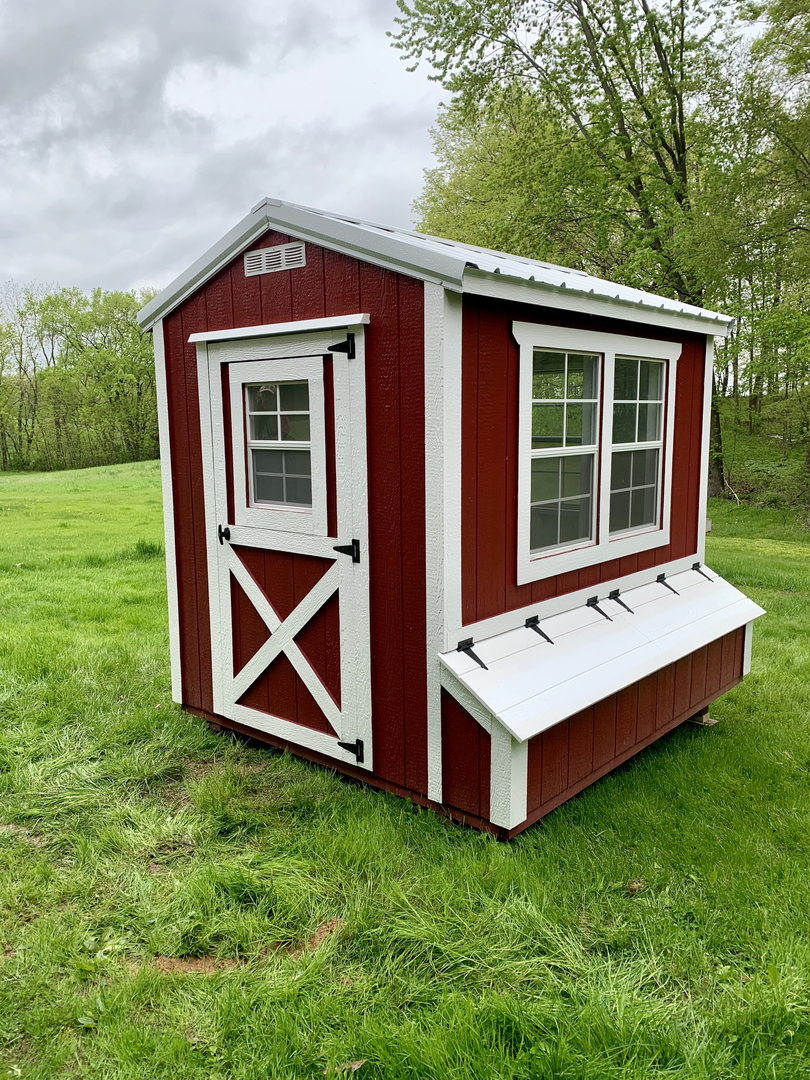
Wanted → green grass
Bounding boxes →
[1,463,810,1079]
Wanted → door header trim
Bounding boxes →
[189,313,370,345]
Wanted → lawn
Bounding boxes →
[1,461,810,1079]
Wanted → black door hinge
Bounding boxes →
[587,595,613,621]
[457,638,488,670]
[608,589,634,614]
[218,524,231,545]
[337,738,364,762]
[657,573,680,595]
[328,332,355,359]
[333,538,360,563]
[525,615,554,644]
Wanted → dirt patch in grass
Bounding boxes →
[153,955,238,974]
[288,917,344,961]
[0,822,46,847]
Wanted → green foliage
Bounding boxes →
[1,463,810,1076]
[0,284,158,472]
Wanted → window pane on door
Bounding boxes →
[252,448,312,507]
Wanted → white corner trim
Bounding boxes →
[489,723,529,830]
[153,319,182,704]
[743,619,754,675]
[697,337,714,567]
[188,313,370,344]
[424,282,446,802]
[513,322,680,586]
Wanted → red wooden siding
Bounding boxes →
[460,295,707,625]
[523,626,745,825]
[161,231,428,794]
[440,689,491,820]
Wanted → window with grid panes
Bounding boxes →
[529,350,599,552]
[246,381,312,508]
[609,357,665,534]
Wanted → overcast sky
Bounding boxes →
[0,0,445,293]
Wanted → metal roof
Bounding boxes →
[137,197,734,334]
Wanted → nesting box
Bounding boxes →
[138,199,763,837]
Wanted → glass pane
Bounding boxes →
[282,449,311,476]
[632,448,659,486]
[280,414,311,441]
[567,354,599,399]
[532,352,566,399]
[612,402,637,443]
[254,472,284,503]
[252,448,283,473]
[579,402,597,445]
[637,403,662,442]
[630,486,656,528]
[611,450,633,491]
[614,357,638,401]
[566,403,583,445]
[284,476,312,506]
[562,455,593,498]
[532,403,564,448]
[250,414,278,441]
[609,489,631,532]
[530,505,559,551]
[279,382,309,411]
[639,361,663,401]
[559,497,591,544]
[248,383,277,412]
[531,457,560,503]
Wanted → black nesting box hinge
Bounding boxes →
[457,638,488,670]
[587,596,613,621]
[333,538,360,563]
[337,738,364,763]
[525,615,554,644]
[657,573,680,595]
[608,589,634,614]
[328,332,355,359]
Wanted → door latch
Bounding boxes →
[333,538,360,563]
[218,524,231,545]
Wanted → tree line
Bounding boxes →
[393,0,810,491]
[0,284,158,472]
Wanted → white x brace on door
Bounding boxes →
[196,318,373,770]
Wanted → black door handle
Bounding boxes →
[218,524,231,545]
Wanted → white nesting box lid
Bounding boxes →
[439,568,764,743]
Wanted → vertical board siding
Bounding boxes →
[164,230,427,794]
[525,628,744,820]
[460,296,706,625]
[440,689,491,819]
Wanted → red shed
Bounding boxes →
[138,198,763,838]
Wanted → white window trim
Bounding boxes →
[229,356,328,535]
[514,322,681,586]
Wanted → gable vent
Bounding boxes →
[244,242,306,277]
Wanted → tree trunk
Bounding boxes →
[708,373,725,498]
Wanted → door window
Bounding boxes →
[246,381,313,508]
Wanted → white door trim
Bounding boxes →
[197,325,373,770]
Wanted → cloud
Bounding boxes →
[0,0,443,290]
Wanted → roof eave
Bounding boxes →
[462,267,735,338]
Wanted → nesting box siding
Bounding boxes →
[441,688,491,821]
[161,232,429,794]
[460,295,707,626]
[519,625,745,831]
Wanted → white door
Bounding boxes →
[197,325,372,770]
